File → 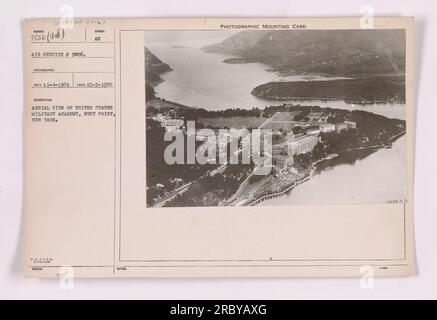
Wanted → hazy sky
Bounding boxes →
[144,30,238,48]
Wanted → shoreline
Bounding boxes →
[243,131,406,207]
[251,94,405,105]
[146,96,406,207]
[146,95,406,207]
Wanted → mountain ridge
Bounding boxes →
[203,30,406,77]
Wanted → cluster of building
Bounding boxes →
[271,119,356,170]
[333,121,357,133]
[152,110,184,132]
[149,107,357,174]
[271,134,320,169]
[311,120,356,134]
[194,128,250,163]
[307,112,329,122]
[190,118,357,172]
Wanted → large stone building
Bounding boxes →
[287,135,320,155]
[306,128,321,136]
[163,119,184,132]
[272,144,288,155]
[344,121,357,130]
[319,123,335,133]
[335,122,348,133]
[272,155,294,169]
[271,134,320,157]
[153,112,184,132]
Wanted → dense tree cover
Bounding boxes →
[251,77,405,104]
[146,101,405,207]
[145,83,156,100]
[164,163,253,207]
[146,120,215,206]
[204,30,405,77]
[144,47,172,85]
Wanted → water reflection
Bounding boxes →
[260,135,407,205]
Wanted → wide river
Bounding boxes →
[149,45,405,120]
[146,38,407,205]
[261,134,407,205]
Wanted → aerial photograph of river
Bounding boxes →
[144,30,407,207]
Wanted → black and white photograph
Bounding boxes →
[145,29,407,207]
[5,0,437,300]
